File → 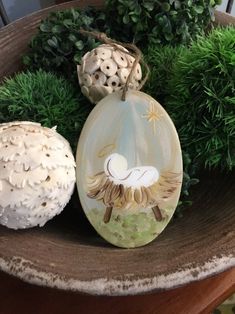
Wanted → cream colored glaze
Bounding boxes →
[76,90,183,248]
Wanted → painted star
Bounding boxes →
[142,101,163,134]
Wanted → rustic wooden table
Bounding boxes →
[0,268,234,314]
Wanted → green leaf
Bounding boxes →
[52,25,64,33]
[130,15,138,22]
[117,5,125,14]
[164,32,174,41]
[231,54,235,63]
[74,54,81,63]
[63,19,73,26]
[158,15,168,26]
[134,5,142,14]
[75,41,84,50]
[71,8,80,20]
[22,56,31,66]
[123,14,130,24]
[187,0,192,7]
[169,10,178,15]
[97,12,106,20]
[189,178,200,185]
[162,2,171,11]
[193,6,204,14]
[47,37,58,48]
[40,23,51,32]
[174,0,181,9]
[68,34,77,42]
[44,46,53,53]
[151,26,159,34]
[143,2,154,11]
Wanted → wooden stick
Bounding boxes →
[226,0,234,14]
[152,206,163,221]
[103,206,113,223]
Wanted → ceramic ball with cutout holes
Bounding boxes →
[77,44,142,104]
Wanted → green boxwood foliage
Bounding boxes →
[176,151,199,216]
[0,70,92,151]
[105,0,221,45]
[144,44,186,103]
[24,1,221,82]
[166,27,235,170]
[23,7,108,81]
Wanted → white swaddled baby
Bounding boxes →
[104,153,159,189]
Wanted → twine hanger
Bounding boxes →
[79,29,150,101]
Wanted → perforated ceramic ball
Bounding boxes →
[77,44,142,104]
[0,121,76,229]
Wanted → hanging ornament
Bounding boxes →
[76,32,182,248]
[77,43,142,104]
[0,121,76,229]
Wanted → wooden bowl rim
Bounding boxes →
[0,254,234,295]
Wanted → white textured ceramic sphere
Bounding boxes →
[77,44,142,104]
[0,121,76,229]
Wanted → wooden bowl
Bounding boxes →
[0,1,234,296]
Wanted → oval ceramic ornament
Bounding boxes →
[76,90,182,248]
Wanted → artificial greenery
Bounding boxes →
[176,152,200,216]
[166,26,235,170]
[0,70,92,151]
[23,7,108,81]
[24,1,221,81]
[144,44,186,104]
[144,27,235,206]
[105,0,221,45]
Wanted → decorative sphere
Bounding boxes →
[77,44,142,104]
[0,121,76,229]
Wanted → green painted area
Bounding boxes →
[87,208,171,248]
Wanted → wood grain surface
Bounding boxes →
[0,268,234,314]
[0,171,235,295]
[214,10,235,25]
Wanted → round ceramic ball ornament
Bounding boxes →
[0,121,76,229]
[76,90,183,248]
[77,44,142,104]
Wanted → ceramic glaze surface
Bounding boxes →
[76,91,182,248]
[0,121,76,230]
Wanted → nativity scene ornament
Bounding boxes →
[87,153,180,224]
[76,34,182,248]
